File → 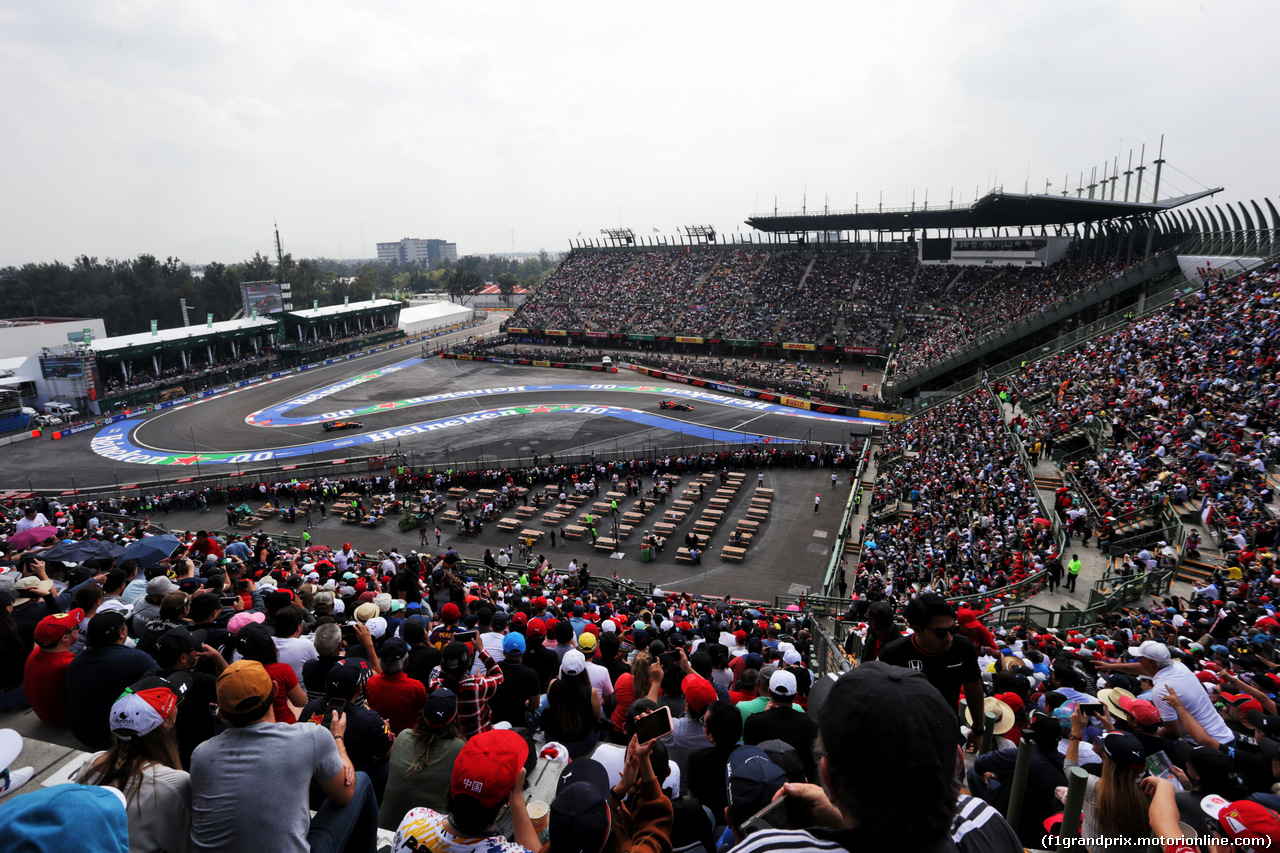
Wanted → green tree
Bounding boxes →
[496,272,517,306]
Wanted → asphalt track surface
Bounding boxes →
[0,341,877,492]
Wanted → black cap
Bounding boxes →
[326,659,370,700]
[421,688,458,728]
[380,637,409,663]
[550,783,610,853]
[557,757,610,796]
[1095,731,1145,769]
[1247,709,1280,738]
[131,671,194,704]
[726,746,786,823]
[156,627,199,657]
[818,662,960,796]
[86,611,128,647]
[756,739,806,783]
[440,641,469,676]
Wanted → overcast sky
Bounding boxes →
[2,1,1275,267]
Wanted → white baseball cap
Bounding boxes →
[1126,640,1170,662]
[769,670,798,697]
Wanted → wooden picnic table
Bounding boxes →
[708,498,730,510]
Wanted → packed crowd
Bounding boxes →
[854,390,1055,607]
[1011,263,1280,557]
[6,495,1280,851]
[887,258,1141,380]
[101,354,276,397]
[513,249,1130,372]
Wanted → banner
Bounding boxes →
[545,329,567,336]
[506,327,529,334]
[781,396,811,410]
[675,336,703,344]
[782,342,815,351]
[585,332,608,338]
[724,339,757,347]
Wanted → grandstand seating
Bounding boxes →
[507,247,1134,375]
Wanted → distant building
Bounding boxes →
[376,238,458,266]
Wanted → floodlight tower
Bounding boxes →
[275,222,293,310]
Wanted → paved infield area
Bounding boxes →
[0,337,874,601]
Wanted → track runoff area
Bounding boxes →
[87,353,881,470]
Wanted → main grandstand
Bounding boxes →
[503,185,1271,404]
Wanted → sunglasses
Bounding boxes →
[931,625,963,639]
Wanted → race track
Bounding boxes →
[0,347,880,490]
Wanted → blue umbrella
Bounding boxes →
[41,539,125,564]
[116,534,182,569]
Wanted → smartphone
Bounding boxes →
[659,651,679,668]
[632,706,673,745]
[320,698,346,729]
[340,623,358,643]
[741,796,791,835]
[454,630,477,643]
[220,596,236,607]
[1078,702,1105,716]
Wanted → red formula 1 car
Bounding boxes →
[658,401,695,411]
[322,420,364,432]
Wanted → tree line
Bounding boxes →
[0,250,559,336]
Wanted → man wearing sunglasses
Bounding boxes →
[879,593,986,752]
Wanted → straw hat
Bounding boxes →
[1097,686,1134,721]
[963,696,1016,735]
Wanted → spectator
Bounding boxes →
[878,593,985,752]
[233,622,307,725]
[364,638,426,735]
[68,611,158,750]
[75,675,192,853]
[741,670,819,781]
[1063,709,1156,852]
[544,650,603,757]
[300,659,393,803]
[431,641,503,739]
[728,662,1022,853]
[23,608,83,727]
[189,659,379,853]
[379,688,464,829]
[390,729,539,853]
[969,712,1068,847]
[489,632,541,729]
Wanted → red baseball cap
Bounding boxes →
[1116,694,1161,727]
[450,729,529,809]
[734,630,747,643]
[994,692,1024,713]
[440,603,461,622]
[34,609,85,647]
[510,612,528,628]
[1203,798,1280,846]
[527,618,546,638]
[682,674,717,713]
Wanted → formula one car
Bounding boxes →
[658,401,695,411]
[322,420,363,432]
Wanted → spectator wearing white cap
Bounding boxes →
[742,669,819,780]
[1097,640,1234,744]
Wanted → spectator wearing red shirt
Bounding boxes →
[365,638,426,734]
[23,608,83,727]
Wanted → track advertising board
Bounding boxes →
[241,280,284,316]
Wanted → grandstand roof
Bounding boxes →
[90,316,279,358]
[283,298,401,323]
[744,188,1221,233]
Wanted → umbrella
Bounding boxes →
[116,534,182,569]
[6,526,59,550]
[306,544,332,555]
[41,539,125,564]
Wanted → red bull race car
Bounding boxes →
[322,420,363,432]
[658,401,695,411]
